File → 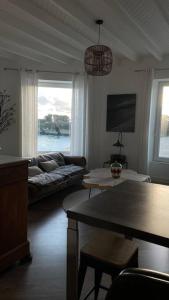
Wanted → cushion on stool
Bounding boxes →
[80,231,138,269]
[78,231,138,300]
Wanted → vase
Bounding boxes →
[110,161,122,178]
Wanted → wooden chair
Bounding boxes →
[78,231,138,300]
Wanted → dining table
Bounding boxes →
[66,180,169,300]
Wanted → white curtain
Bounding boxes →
[20,71,38,157]
[70,74,89,157]
[137,68,154,174]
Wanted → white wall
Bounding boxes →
[90,56,169,184]
[0,57,83,157]
[0,67,20,156]
[1,55,169,183]
[90,62,146,171]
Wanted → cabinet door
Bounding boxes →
[0,181,28,255]
[0,161,30,271]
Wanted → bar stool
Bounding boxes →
[78,231,138,300]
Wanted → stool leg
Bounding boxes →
[89,188,92,199]
[78,255,87,299]
[127,248,138,268]
[132,249,139,267]
[94,270,102,300]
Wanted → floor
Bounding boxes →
[0,186,169,300]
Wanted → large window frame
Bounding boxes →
[37,79,72,154]
[154,80,169,162]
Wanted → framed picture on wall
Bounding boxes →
[106,93,136,132]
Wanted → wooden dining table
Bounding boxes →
[66,180,169,300]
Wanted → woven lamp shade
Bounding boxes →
[84,44,112,76]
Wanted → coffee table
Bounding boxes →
[83,168,151,198]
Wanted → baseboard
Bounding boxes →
[0,241,30,272]
[151,176,169,185]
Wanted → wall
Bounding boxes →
[0,66,20,156]
[0,57,82,157]
[90,56,169,183]
[89,61,146,170]
[1,55,169,183]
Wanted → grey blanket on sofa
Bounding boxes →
[52,164,84,177]
[28,172,64,186]
[28,164,84,186]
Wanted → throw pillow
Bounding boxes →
[40,160,59,172]
[28,166,43,177]
[50,152,65,166]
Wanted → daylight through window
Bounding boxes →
[154,81,169,161]
[38,80,72,153]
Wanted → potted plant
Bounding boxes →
[0,89,15,135]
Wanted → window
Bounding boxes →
[154,81,169,161]
[38,80,72,153]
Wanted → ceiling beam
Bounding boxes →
[0,48,16,60]
[155,0,169,27]
[0,10,83,61]
[111,0,162,60]
[0,37,69,66]
[0,20,77,65]
[51,0,137,61]
[5,0,90,50]
[0,39,42,64]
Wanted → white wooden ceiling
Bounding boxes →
[0,0,169,67]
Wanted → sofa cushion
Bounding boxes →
[28,157,39,167]
[51,164,84,177]
[48,152,65,166]
[40,160,59,172]
[28,166,43,177]
[28,172,64,186]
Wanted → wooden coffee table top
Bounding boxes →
[83,168,151,189]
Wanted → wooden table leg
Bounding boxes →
[67,218,79,300]
[89,188,92,199]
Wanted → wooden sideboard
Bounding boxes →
[0,156,31,272]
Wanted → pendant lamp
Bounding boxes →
[84,20,112,76]
[113,132,124,154]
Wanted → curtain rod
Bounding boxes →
[3,67,20,71]
[4,66,169,74]
[36,70,79,74]
[135,67,169,72]
[3,67,79,75]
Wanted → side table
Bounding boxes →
[83,168,151,199]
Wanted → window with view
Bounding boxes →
[154,81,169,161]
[38,80,72,153]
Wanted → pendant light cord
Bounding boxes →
[96,20,103,44]
[97,23,101,44]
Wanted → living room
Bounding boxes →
[1,0,169,299]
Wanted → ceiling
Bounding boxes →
[0,0,169,68]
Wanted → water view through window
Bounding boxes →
[38,82,72,153]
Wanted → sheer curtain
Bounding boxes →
[137,68,154,174]
[19,71,38,157]
[70,73,89,157]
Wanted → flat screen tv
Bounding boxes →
[106,93,136,132]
